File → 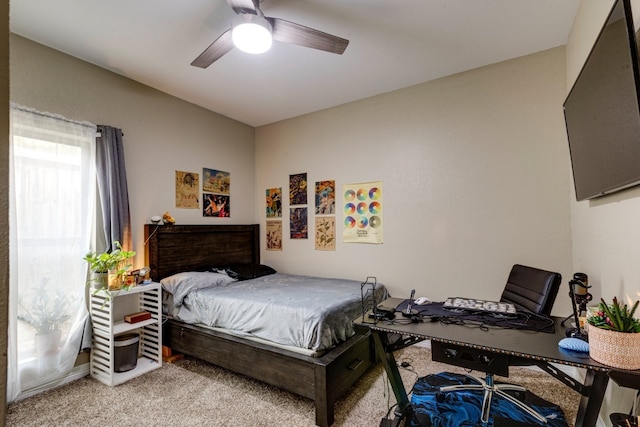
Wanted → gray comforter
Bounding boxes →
[161,272,387,351]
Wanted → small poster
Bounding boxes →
[266,220,283,251]
[315,180,335,215]
[290,207,308,239]
[315,217,336,251]
[289,173,307,205]
[342,181,383,244]
[203,168,230,195]
[266,187,282,218]
[175,170,199,209]
[203,193,230,217]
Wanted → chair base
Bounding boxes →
[440,373,548,425]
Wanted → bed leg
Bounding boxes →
[314,397,334,427]
[314,367,334,427]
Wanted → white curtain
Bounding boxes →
[7,104,97,402]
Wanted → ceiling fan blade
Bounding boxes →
[225,0,258,15]
[267,18,349,55]
[191,29,234,68]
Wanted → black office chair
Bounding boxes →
[500,264,561,317]
[439,264,562,425]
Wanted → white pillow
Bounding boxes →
[161,271,237,306]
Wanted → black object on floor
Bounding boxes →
[610,412,639,427]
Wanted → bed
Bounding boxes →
[144,224,384,427]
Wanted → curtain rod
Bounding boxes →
[96,125,124,137]
[10,102,97,131]
[95,132,124,137]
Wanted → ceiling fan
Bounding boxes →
[191,0,349,68]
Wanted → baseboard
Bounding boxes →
[14,363,90,401]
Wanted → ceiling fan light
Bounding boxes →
[232,14,273,54]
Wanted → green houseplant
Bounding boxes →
[83,241,136,291]
[587,297,640,369]
[18,278,73,355]
[588,297,640,333]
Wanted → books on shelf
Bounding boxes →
[124,311,152,324]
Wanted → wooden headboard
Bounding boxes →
[144,224,260,281]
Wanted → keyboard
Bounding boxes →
[443,297,517,316]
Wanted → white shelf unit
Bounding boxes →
[90,282,162,386]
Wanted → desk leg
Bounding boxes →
[575,369,608,427]
[372,331,412,422]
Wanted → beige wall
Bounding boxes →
[567,0,640,423]
[9,34,256,264]
[256,47,574,315]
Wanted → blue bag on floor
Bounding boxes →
[408,372,570,427]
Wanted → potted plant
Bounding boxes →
[587,297,640,369]
[83,241,136,291]
[18,278,72,356]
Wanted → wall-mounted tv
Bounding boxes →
[564,0,640,201]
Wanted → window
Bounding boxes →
[8,105,96,400]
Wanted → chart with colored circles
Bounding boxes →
[342,181,383,244]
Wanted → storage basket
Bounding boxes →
[113,333,139,372]
[587,323,640,370]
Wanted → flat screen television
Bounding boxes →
[564,0,640,201]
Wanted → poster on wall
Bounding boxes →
[315,217,336,251]
[342,181,383,244]
[289,173,307,205]
[203,168,230,194]
[175,170,199,209]
[290,207,308,239]
[203,193,230,217]
[266,220,283,251]
[315,180,335,215]
[266,187,282,218]
[202,167,230,217]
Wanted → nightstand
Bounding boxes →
[89,282,162,385]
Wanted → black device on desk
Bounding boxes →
[369,302,397,320]
[402,289,418,318]
[562,272,591,339]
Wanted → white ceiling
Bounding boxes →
[10,0,581,127]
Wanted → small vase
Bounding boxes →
[108,272,123,291]
[90,271,108,290]
[587,323,640,369]
[35,329,61,356]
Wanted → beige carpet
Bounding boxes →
[6,346,580,426]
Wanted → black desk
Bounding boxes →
[356,298,640,427]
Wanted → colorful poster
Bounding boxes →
[203,193,230,217]
[342,181,383,244]
[315,217,336,251]
[266,220,282,251]
[175,170,199,209]
[289,173,307,205]
[315,180,335,215]
[203,168,230,195]
[290,207,308,239]
[266,187,282,218]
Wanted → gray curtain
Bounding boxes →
[96,125,132,252]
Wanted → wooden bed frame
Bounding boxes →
[144,224,376,427]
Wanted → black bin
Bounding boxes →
[611,413,638,427]
[114,333,139,372]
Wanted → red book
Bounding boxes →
[124,311,152,323]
